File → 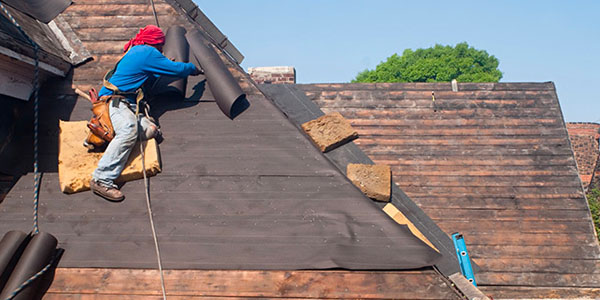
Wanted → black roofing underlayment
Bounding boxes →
[260,84,469,276]
[0,79,441,270]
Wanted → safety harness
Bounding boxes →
[84,52,153,149]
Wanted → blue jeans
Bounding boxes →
[92,100,154,188]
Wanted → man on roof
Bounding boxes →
[90,25,201,201]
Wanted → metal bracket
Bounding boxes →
[452,232,477,286]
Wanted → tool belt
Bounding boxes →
[84,93,121,149]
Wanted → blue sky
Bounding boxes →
[194,0,600,122]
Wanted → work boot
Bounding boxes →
[90,179,124,202]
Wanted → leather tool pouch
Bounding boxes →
[84,95,115,149]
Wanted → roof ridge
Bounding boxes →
[295,82,556,92]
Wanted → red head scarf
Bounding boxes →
[123,25,166,52]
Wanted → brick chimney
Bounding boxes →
[567,122,600,190]
[248,66,296,84]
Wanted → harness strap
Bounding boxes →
[102,50,146,106]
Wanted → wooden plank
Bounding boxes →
[476,271,600,287]
[65,3,174,17]
[75,41,129,55]
[388,165,579,175]
[448,273,490,300]
[433,219,594,234]
[468,245,600,259]
[75,27,141,42]
[424,208,593,221]
[361,145,573,156]
[408,194,587,207]
[437,232,595,246]
[382,203,437,251]
[378,157,576,167]
[61,15,182,29]
[44,295,320,300]
[355,127,565,137]
[475,258,600,274]
[0,66,32,101]
[478,286,600,299]
[311,91,552,101]
[356,137,568,147]
[390,169,577,176]
[349,118,562,127]
[316,99,546,109]
[409,196,589,212]
[46,268,459,299]
[71,0,153,4]
[338,108,562,119]
[398,186,584,197]
[394,179,581,189]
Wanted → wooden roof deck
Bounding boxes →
[0,1,464,299]
[297,82,600,298]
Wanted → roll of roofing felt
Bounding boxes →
[0,231,29,292]
[186,30,248,119]
[0,232,57,300]
[153,26,190,96]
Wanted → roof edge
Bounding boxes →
[0,45,66,76]
[166,0,244,64]
[555,83,600,245]
[48,15,92,66]
[296,81,556,91]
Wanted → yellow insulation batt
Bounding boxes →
[58,120,161,194]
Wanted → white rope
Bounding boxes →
[136,105,167,300]
[149,0,160,27]
[140,1,165,297]
[140,1,164,296]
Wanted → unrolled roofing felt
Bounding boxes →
[259,84,465,275]
[0,79,440,270]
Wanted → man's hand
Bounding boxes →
[191,66,204,76]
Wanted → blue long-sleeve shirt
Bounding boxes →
[99,45,197,102]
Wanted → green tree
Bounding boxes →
[587,188,600,242]
[352,42,502,83]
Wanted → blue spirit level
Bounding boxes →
[452,232,477,286]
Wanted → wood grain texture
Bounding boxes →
[44,268,460,299]
[298,82,600,294]
[478,286,600,299]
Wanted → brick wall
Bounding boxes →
[248,66,296,84]
[567,122,600,190]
